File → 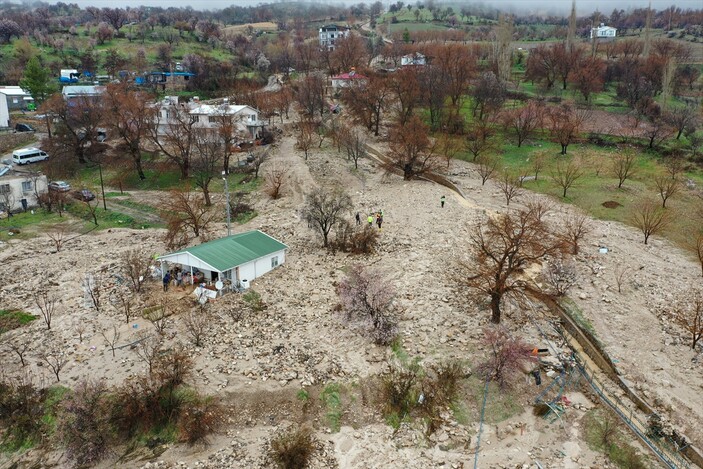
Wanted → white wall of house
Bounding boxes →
[0,173,48,212]
[236,249,286,284]
[0,95,9,128]
[156,101,262,139]
[160,252,219,274]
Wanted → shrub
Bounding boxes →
[0,377,47,450]
[177,396,222,445]
[476,327,534,388]
[243,289,266,312]
[58,381,112,466]
[419,361,464,435]
[381,360,421,426]
[332,222,379,254]
[269,426,316,469]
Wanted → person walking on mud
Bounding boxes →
[367,214,374,226]
[355,212,361,225]
[376,212,383,230]
[163,272,171,292]
[441,195,446,208]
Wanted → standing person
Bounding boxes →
[376,213,383,230]
[176,271,183,287]
[163,272,171,291]
[355,212,361,225]
[441,195,446,208]
[367,214,374,226]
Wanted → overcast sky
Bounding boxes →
[34,0,703,14]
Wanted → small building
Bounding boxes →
[591,24,617,39]
[140,71,195,91]
[61,85,105,101]
[0,166,48,214]
[156,230,288,294]
[401,53,426,66]
[319,24,350,50]
[331,69,368,89]
[156,97,265,140]
[0,86,34,112]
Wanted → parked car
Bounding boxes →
[14,123,36,133]
[12,147,49,165]
[48,181,71,192]
[71,189,95,202]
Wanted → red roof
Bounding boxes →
[332,71,367,80]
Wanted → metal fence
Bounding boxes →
[576,356,692,469]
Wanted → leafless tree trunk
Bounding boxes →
[496,172,523,206]
[562,212,591,255]
[112,288,137,324]
[101,325,121,357]
[5,334,31,366]
[132,331,163,375]
[612,151,637,189]
[630,198,672,244]
[34,290,58,330]
[476,154,499,186]
[145,302,170,336]
[74,322,87,343]
[653,173,680,208]
[265,168,288,200]
[614,265,630,293]
[550,158,583,198]
[47,224,70,252]
[84,272,104,313]
[121,249,151,293]
[672,291,703,349]
[183,307,210,347]
[40,343,68,382]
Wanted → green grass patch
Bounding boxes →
[0,210,66,241]
[42,386,70,430]
[0,309,37,333]
[559,298,599,341]
[234,210,257,224]
[466,377,522,424]
[583,409,651,469]
[110,199,159,214]
[320,383,343,433]
[104,191,130,198]
[65,202,159,230]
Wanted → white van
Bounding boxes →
[12,147,49,165]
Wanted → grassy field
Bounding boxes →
[460,135,703,253]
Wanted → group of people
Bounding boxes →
[355,210,384,230]
[162,267,203,291]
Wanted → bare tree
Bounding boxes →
[339,126,367,169]
[112,287,137,324]
[630,198,672,244]
[183,307,210,347]
[40,343,68,382]
[461,205,567,323]
[302,188,353,248]
[614,265,630,293]
[265,167,288,200]
[121,249,151,293]
[5,333,31,366]
[692,233,703,278]
[101,325,121,357]
[496,172,523,206]
[464,120,495,162]
[550,157,583,198]
[74,322,87,343]
[562,212,591,255]
[386,115,442,180]
[132,331,163,375]
[531,152,548,181]
[502,100,543,147]
[296,120,315,161]
[191,129,223,207]
[160,189,217,249]
[47,223,71,252]
[337,264,397,346]
[84,271,104,313]
[664,157,685,181]
[671,291,703,349]
[476,154,499,186]
[543,258,577,296]
[83,195,100,226]
[145,301,170,336]
[653,172,680,208]
[612,150,637,189]
[34,290,58,330]
[250,147,270,179]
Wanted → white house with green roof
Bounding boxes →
[156,230,287,291]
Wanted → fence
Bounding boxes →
[576,355,692,469]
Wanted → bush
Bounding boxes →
[381,360,421,426]
[333,223,379,254]
[242,289,266,312]
[58,381,112,466]
[177,396,222,445]
[0,377,47,450]
[419,361,465,435]
[269,426,316,469]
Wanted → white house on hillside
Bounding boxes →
[156,97,265,140]
[401,53,426,66]
[319,24,350,50]
[591,24,617,39]
[0,167,48,214]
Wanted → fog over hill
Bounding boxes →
[31,0,703,14]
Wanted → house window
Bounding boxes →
[271,256,279,268]
[0,184,10,194]
[209,116,218,123]
[22,181,32,192]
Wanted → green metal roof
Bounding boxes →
[166,230,287,272]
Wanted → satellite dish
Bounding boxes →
[215,281,224,290]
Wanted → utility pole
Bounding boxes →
[98,162,106,211]
[222,171,231,236]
